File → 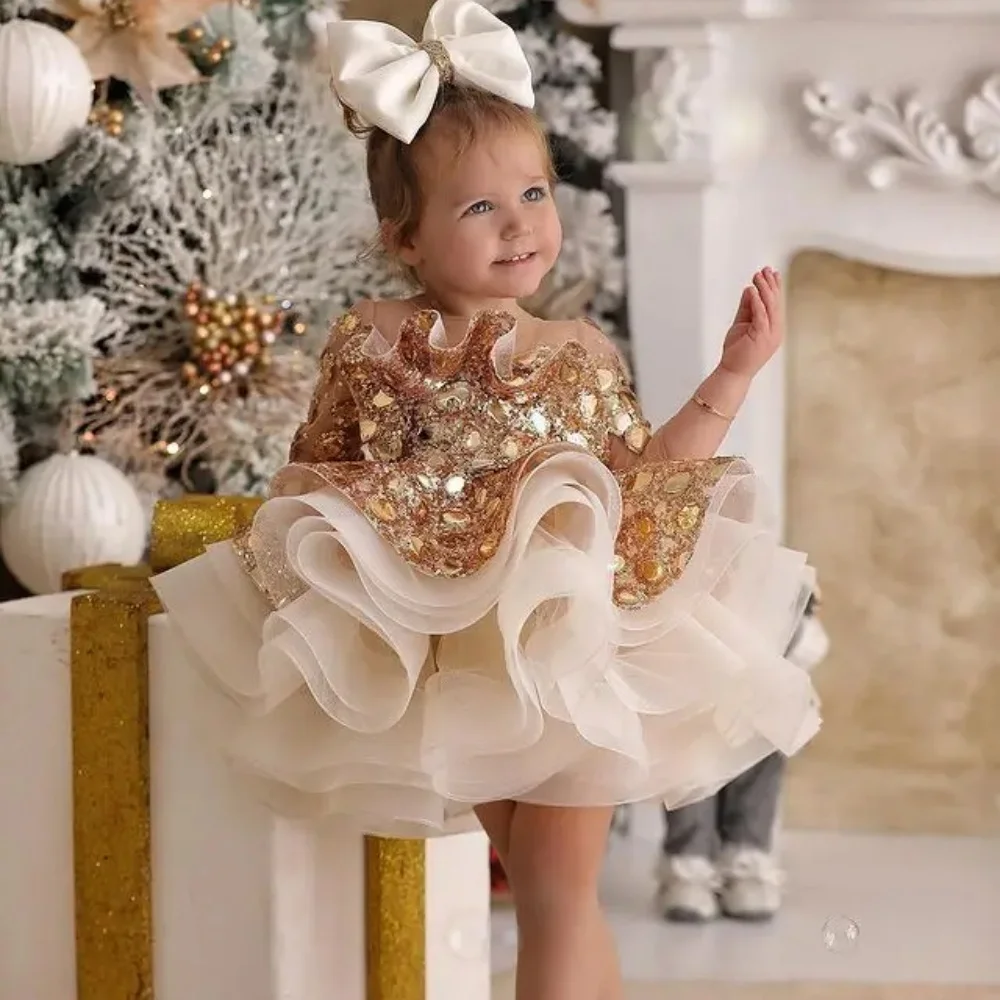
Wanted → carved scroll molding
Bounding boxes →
[803,75,1000,195]
[613,24,723,175]
[636,47,710,161]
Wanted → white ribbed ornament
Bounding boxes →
[0,453,148,595]
[0,19,94,166]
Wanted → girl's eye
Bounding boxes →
[465,200,493,216]
[524,186,548,202]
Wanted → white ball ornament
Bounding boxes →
[0,453,148,595]
[0,19,94,166]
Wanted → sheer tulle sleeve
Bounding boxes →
[288,305,371,464]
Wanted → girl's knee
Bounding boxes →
[505,804,612,910]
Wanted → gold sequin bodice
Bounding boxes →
[338,309,649,466]
[272,308,733,610]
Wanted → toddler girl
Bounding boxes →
[152,3,821,998]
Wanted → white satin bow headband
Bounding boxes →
[327,0,535,144]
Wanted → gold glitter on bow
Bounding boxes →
[419,39,455,85]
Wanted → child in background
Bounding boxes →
[659,591,830,922]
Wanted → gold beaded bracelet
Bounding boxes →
[693,393,734,422]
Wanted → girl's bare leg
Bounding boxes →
[596,912,624,1000]
[476,801,623,1000]
[476,800,623,1000]
[511,803,615,1000]
[476,800,517,861]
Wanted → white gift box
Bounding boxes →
[0,592,489,1000]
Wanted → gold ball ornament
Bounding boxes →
[102,0,138,30]
[89,104,128,139]
[181,282,305,392]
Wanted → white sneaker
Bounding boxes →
[786,614,830,672]
[718,845,784,921]
[656,854,720,923]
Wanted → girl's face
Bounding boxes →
[397,127,562,309]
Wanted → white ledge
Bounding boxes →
[558,0,1000,24]
[607,161,718,190]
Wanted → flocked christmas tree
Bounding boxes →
[0,0,623,592]
[0,0,391,508]
[485,0,623,331]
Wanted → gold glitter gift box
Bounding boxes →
[55,495,431,1000]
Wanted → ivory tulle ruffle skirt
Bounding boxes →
[152,449,821,838]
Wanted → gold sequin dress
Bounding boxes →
[152,308,821,837]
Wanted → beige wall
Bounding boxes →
[783,251,1000,836]
[345,0,433,34]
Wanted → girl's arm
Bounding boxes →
[638,366,749,464]
[596,268,782,469]
[288,301,374,464]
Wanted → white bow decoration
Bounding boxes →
[327,0,535,144]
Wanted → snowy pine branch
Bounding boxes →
[0,0,43,21]
[0,400,16,503]
[0,180,78,303]
[0,297,114,413]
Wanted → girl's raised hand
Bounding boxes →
[719,268,784,380]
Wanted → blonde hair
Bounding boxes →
[343,84,556,282]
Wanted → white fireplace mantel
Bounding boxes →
[559,0,1000,525]
[561,0,1000,24]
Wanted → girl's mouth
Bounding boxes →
[495,252,536,265]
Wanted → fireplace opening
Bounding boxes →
[783,249,1000,835]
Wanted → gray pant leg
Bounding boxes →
[662,796,719,858]
[717,752,786,851]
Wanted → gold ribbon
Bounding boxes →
[64,496,429,1000]
[149,494,262,570]
[366,838,426,1000]
[64,563,160,1000]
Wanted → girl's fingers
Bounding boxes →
[757,270,783,326]
[749,284,767,333]
[732,285,753,326]
[761,268,781,302]
[754,272,775,316]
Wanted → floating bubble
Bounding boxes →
[445,909,489,962]
[822,915,860,952]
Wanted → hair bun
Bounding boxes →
[339,99,374,139]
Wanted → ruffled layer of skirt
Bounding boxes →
[152,451,820,838]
